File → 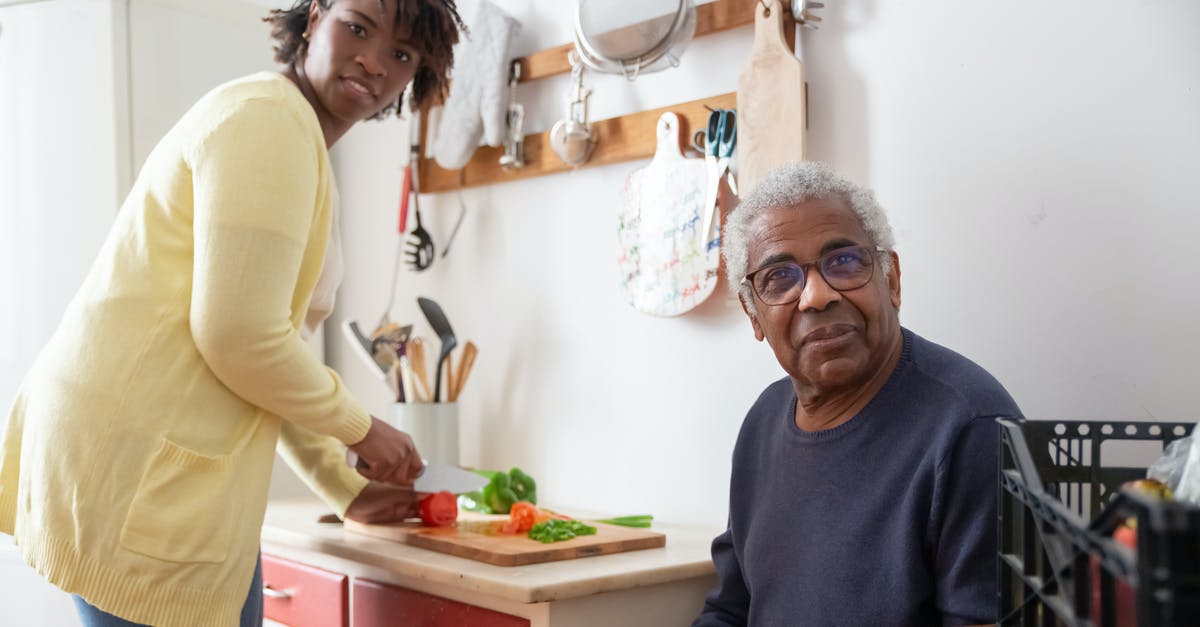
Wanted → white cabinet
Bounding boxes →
[0,0,286,620]
[0,0,280,403]
[0,537,78,626]
[0,0,129,404]
[0,0,286,384]
[0,0,278,401]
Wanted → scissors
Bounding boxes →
[696,107,736,248]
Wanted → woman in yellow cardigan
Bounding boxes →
[0,0,465,625]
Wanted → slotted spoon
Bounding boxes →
[405,120,435,271]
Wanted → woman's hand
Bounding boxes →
[344,481,419,524]
[348,416,425,485]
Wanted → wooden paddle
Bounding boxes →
[736,0,807,195]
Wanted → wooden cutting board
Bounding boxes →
[736,0,807,195]
[344,512,666,567]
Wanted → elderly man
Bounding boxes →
[694,162,1021,627]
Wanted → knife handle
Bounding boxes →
[345,449,428,478]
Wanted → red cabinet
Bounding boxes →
[352,579,529,627]
[262,554,349,627]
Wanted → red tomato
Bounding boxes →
[418,491,458,527]
[1089,523,1137,627]
[1113,524,1137,548]
[504,501,539,534]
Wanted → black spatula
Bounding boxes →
[417,297,457,402]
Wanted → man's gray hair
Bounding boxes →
[723,161,896,307]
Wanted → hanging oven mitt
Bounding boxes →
[617,112,717,316]
[433,0,521,169]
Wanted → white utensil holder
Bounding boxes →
[388,403,459,466]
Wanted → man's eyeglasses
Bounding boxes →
[742,245,885,306]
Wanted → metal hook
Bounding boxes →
[791,0,824,29]
[500,59,525,170]
[565,50,592,125]
[508,58,521,87]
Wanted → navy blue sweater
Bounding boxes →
[694,329,1022,626]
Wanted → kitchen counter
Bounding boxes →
[261,500,721,627]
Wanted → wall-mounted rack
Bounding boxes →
[418,0,794,194]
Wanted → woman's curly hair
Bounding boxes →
[264,0,466,119]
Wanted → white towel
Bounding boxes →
[433,0,521,170]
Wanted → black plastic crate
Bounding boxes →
[998,419,1200,626]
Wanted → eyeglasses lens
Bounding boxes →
[752,246,876,305]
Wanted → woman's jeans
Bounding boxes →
[73,553,263,627]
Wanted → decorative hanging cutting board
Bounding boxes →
[736,0,806,195]
[616,112,717,316]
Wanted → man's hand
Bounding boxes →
[344,481,420,524]
[348,416,425,485]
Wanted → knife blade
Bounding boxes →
[345,451,487,495]
[413,462,488,495]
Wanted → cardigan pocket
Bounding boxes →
[119,437,237,564]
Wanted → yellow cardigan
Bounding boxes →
[0,72,372,627]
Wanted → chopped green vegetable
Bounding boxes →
[528,519,597,544]
[594,515,654,528]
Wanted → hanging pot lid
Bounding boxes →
[573,0,697,81]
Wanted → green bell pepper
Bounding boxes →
[483,472,518,514]
[508,467,537,505]
[472,467,539,515]
[457,490,493,514]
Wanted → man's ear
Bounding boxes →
[739,294,766,342]
[886,251,901,310]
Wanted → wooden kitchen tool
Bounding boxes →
[736,0,806,195]
[344,512,666,567]
[407,337,432,402]
[449,341,477,402]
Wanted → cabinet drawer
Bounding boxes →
[261,554,348,627]
[353,579,529,627]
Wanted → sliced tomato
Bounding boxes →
[503,501,540,534]
[418,491,458,527]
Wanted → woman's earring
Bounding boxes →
[302,31,310,41]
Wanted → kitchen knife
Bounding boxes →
[345,451,487,495]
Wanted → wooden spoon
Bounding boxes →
[408,337,432,402]
[451,341,478,402]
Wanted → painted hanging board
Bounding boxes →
[617,112,717,316]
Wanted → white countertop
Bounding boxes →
[261,500,721,604]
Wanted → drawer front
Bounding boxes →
[261,554,348,627]
[353,579,529,627]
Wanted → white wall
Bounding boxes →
[328,0,1200,530]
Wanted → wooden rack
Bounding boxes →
[418,0,794,193]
